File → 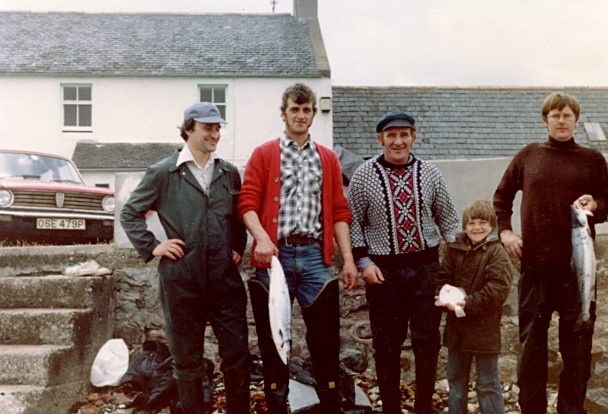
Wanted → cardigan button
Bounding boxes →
[272,218,278,224]
[274,177,279,183]
[273,196,279,202]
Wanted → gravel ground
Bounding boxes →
[69,374,560,414]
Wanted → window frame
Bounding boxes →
[61,83,93,132]
[583,122,607,142]
[198,84,228,121]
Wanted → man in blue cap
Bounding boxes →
[348,110,460,414]
[121,102,250,413]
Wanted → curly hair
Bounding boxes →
[280,83,317,114]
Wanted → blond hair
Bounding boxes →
[541,92,581,122]
[462,199,496,230]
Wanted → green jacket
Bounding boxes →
[120,150,246,286]
[437,233,515,354]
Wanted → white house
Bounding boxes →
[0,0,331,189]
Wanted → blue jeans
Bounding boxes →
[447,349,504,414]
[254,242,332,306]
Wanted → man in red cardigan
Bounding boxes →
[238,83,358,413]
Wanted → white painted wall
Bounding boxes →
[0,76,333,168]
[230,77,333,168]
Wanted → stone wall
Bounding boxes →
[2,238,607,410]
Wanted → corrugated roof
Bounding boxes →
[333,87,608,160]
[0,11,320,77]
[73,142,182,169]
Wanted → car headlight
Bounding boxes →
[0,190,14,207]
[102,196,115,212]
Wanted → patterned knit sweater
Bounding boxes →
[348,154,460,266]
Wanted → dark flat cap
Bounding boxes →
[375,111,415,132]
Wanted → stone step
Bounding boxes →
[0,382,88,414]
[0,309,91,345]
[0,275,103,309]
[0,345,80,386]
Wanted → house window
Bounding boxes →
[199,85,227,119]
[62,84,92,131]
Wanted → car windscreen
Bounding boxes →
[0,152,83,184]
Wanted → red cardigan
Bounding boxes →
[238,138,351,268]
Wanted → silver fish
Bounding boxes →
[268,255,291,365]
[571,205,596,322]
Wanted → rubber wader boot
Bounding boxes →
[301,278,341,413]
[248,278,289,414]
[201,359,214,409]
[175,377,208,414]
[222,353,251,414]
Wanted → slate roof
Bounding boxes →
[333,87,608,160]
[0,11,320,77]
[73,142,182,170]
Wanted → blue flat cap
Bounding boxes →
[376,111,415,132]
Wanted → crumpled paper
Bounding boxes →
[435,284,466,318]
[63,259,112,276]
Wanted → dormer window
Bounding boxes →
[583,122,606,141]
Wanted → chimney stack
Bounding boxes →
[294,0,318,20]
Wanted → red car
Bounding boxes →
[0,150,115,244]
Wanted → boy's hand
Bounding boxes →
[446,300,465,312]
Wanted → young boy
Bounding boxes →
[436,199,515,414]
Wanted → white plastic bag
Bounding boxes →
[90,338,129,387]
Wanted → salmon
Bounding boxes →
[268,255,291,365]
[571,205,596,323]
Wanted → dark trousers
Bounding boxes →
[366,261,442,414]
[517,265,594,414]
[159,263,250,414]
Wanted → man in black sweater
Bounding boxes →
[494,92,608,414]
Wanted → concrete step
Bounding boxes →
[0,275,104,309]
[0,345,81,386]
[0,382,88,414]
[0,309,91,345]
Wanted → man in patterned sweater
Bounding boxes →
[494,92,608,414]
[348,110,460,414]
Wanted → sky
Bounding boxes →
[2,0,608,87]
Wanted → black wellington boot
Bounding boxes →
[175,377,208,414]
[247,278,289,414]
[301,278,341,414]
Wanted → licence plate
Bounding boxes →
[36,218,86,230]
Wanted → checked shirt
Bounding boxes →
[278,133,323,240]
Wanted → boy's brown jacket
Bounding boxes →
[437,233,516,354]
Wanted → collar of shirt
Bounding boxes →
[176,144,216,193]
[280,132,316,151]
[176,144,216,170]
